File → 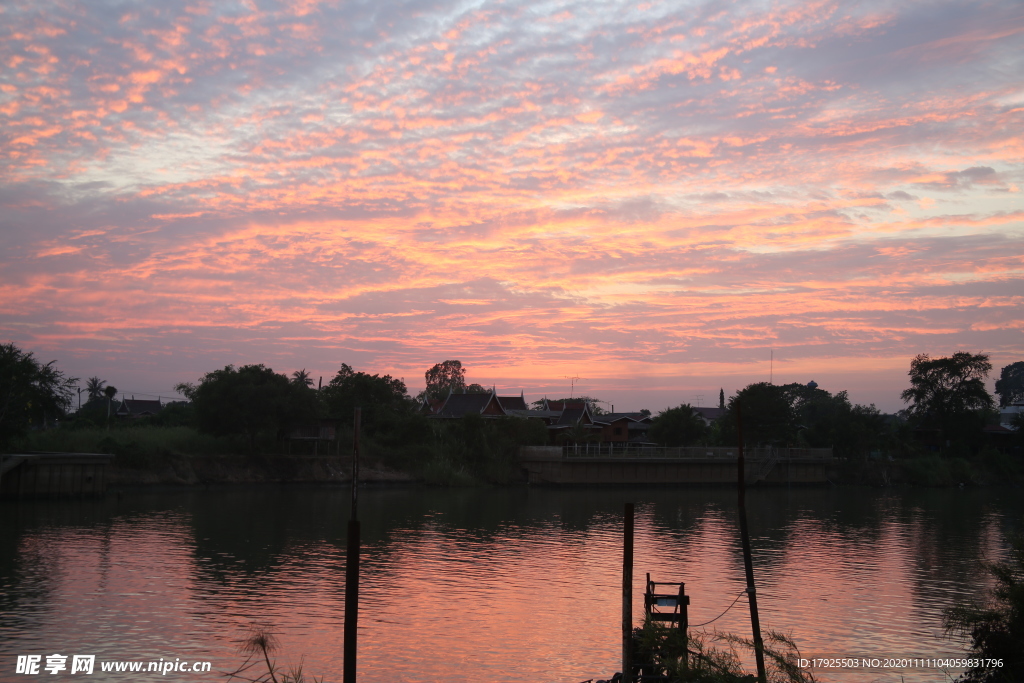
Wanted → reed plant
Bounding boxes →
[226,624,323,683]
[630,617,816,683]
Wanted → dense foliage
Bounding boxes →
[0,342,77,448]
[945,530,1024,682]
[996,362,1024,408]
[180,364,316,452]
[649,404,707,447]
[320,363,411,431]
[901,352,995,453]
[711,382,886,458]
[423,360,466,400]
[718,382,799,447]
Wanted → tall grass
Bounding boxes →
[633,617,817,683]
[11,425,242,459]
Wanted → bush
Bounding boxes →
[11,425,237,459]
[945,529,1024,681]
[632,617,816,682]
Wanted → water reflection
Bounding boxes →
[1,486,1019,683]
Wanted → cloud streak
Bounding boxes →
[1,0,1022,409]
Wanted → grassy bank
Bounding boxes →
[830,450,1023,487]
[10,424,1023,488]
[7,423,514,486]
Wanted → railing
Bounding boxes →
[560,444,832,460]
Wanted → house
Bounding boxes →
[999,401,1024,430]
[115,397,163,418]
[591,412,654,444]
[424,391,657,446]
[429,388,508,418]
[693,406,726,427]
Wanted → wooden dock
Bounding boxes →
[518,446,832,485]
[0,452,115,499]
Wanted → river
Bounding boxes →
[1,484,1020,682]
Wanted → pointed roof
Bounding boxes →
[497,395,528,412]
[116,397,163,417]
[432,389,506,418]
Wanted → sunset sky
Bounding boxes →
[1,0,1022,412]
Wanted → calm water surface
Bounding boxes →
[1,485,1020,683]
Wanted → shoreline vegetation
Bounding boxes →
[7,423,1024,489]
[3,347,1022,490]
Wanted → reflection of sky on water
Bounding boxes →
[0,487,1015,683]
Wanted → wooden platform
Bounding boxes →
[0,452,115,499]
[518,446,832,485]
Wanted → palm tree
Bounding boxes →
[291,369,313,387]
[103,385,118,425]
[86,376,106,401]
[559,421,599,454]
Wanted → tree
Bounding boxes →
[186,364,315,452]
[103,385,118,424]
[529,396,606,413]
[0,342,77,447]
[996,362,1024,408]
[424,360,466,400]
[290,369,313,387]
[320,363,411,434]
[901,352,994,450]
[86,376,106,401]
[719,388,725,409]
[718,382,799,447]
[791,388,884,459]
[649,404,707,447]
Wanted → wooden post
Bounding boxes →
[351,408,360,518]
[736,401,766,683]
[622,502,634,683]
[679,582,688,671]
[344,408,361,683]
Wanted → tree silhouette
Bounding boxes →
[0,343,77,446]
[650,404,707,447]
[291,369,313,387]
[86,376,106,401]
[901,352,994,450]
[995,361,1024,408]
[424,360,466,400]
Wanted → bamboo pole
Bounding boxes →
[736,401,766,682]
[622,502,634,683]
[344,408,361,683]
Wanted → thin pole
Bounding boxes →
[344,408,361,683]
[351,407,360,518]
[622,502,634,683]
[736,401,766,682]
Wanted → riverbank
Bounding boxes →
[828,452,1022,487]
[9,425,1023,489]
[102,451,1022,488]
[105,453,414,487]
